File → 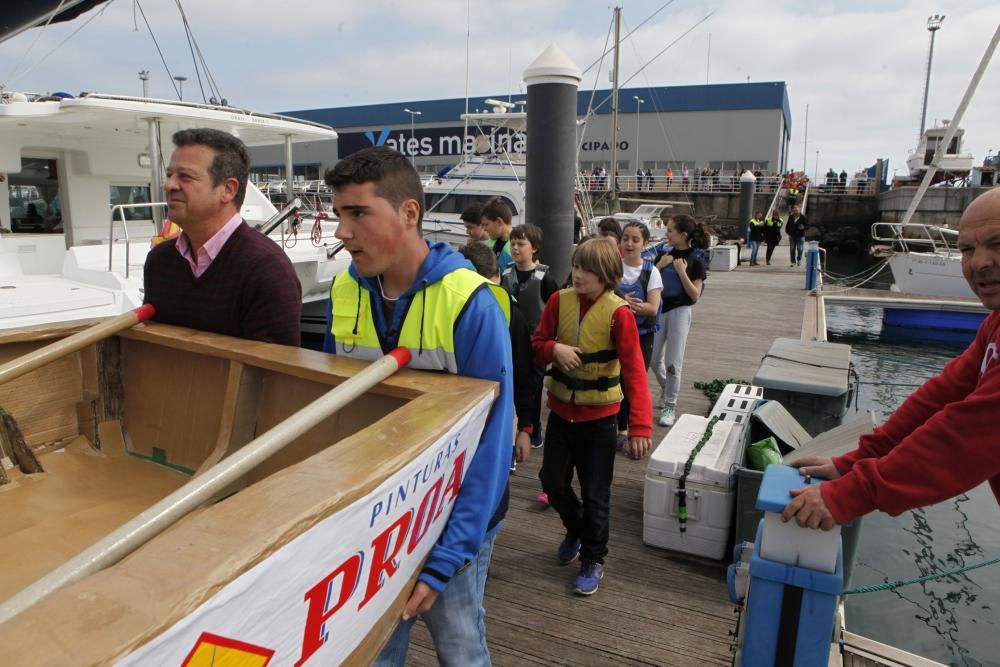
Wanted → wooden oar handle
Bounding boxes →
[0,304,157,388]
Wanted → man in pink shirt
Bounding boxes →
[143,128,302,345]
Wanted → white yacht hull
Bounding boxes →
[887,252,974,298]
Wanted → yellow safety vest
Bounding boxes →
[330,268,498,372]
[487,283,512,327]
[545,289,625,406]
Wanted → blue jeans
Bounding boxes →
[374,530,499,667]
[749,239,760,263]
[790,237,804,264]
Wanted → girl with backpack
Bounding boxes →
[648,215,708,426]
[616,221,662,448]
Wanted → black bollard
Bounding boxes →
[524,44,582,285]
[738,171,756,265]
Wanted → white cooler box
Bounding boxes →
[709,244,738,271]
[643,414,739,559]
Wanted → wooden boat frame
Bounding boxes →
[0,321,497,665]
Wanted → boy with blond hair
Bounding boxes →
[532,237,652,595]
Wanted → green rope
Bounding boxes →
[677,416,719,533]
[842,556,1000,595]
[693,378,751,408]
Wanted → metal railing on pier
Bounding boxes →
[579,174,878,196]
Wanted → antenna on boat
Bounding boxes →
[918,15,945,145]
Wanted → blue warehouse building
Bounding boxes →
[249,81,792,182]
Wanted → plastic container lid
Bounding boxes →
[648,414,737,485]
[753,338,851,397]
[755,463,824,513]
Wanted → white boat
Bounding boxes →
[905,121,975,183]
[0,91,349,332]
[870,222,973,298]
[589,201,697,240]
[420,107,594,246]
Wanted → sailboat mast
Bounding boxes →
[610,6,621,206]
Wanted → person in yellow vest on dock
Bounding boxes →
[322,147,513,666]
[532,237,652,597]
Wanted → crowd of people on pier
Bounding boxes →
[143,133,1000,666]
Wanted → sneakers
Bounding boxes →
[557,535,580,564]
[573,560,605,595]
[530,429,544,449]
[615,432,628,451]
[658,406,676,427]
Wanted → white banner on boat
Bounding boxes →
[116,394,492,667]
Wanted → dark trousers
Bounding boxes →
[530,366,545,434]
[539,412,617,562]
[617,330,655,431]
[765,240,778,263]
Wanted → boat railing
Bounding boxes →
[257,197,303,240]
[108,203,166,278]
[871,221,960,254]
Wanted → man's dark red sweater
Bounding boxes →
[824,311,1000,523]
[143,222,302,346]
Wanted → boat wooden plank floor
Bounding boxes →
[407,263,810,665]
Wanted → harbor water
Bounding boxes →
[824,258,998,666]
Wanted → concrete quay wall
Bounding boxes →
[877,186,992,228]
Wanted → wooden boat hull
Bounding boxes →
[0,322,497,665]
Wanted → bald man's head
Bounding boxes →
[958,187,1000,310]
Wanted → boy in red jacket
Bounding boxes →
[532,237,652,595]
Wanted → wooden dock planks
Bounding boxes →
[408,262,810,665]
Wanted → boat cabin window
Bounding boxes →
[110,185,154,221]
[7,158,62,233]
[424,193,519,217]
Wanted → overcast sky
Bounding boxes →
[1,0,998,180]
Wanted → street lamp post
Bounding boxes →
[402,108,422,165]
[173,75,187,101]
[814,150,820,186]
[633,96,644,188]
[918,14,945,142]
[138,70,150,98]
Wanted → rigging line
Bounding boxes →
[191,37,222,101]
[588,12,713,116]
[580,0,677,76]
[175,0,223,102]
[7,0,118,87]
[622,15,694,207]
[135,0,181,99]
[462,0,470,166]
[174,0,207,103]
[6,0,100,88]
[577,12,615,164]
[4,0,71,86]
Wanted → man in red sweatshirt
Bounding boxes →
[785,187,1000,530]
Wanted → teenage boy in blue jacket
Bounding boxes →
[322,147,513,667]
